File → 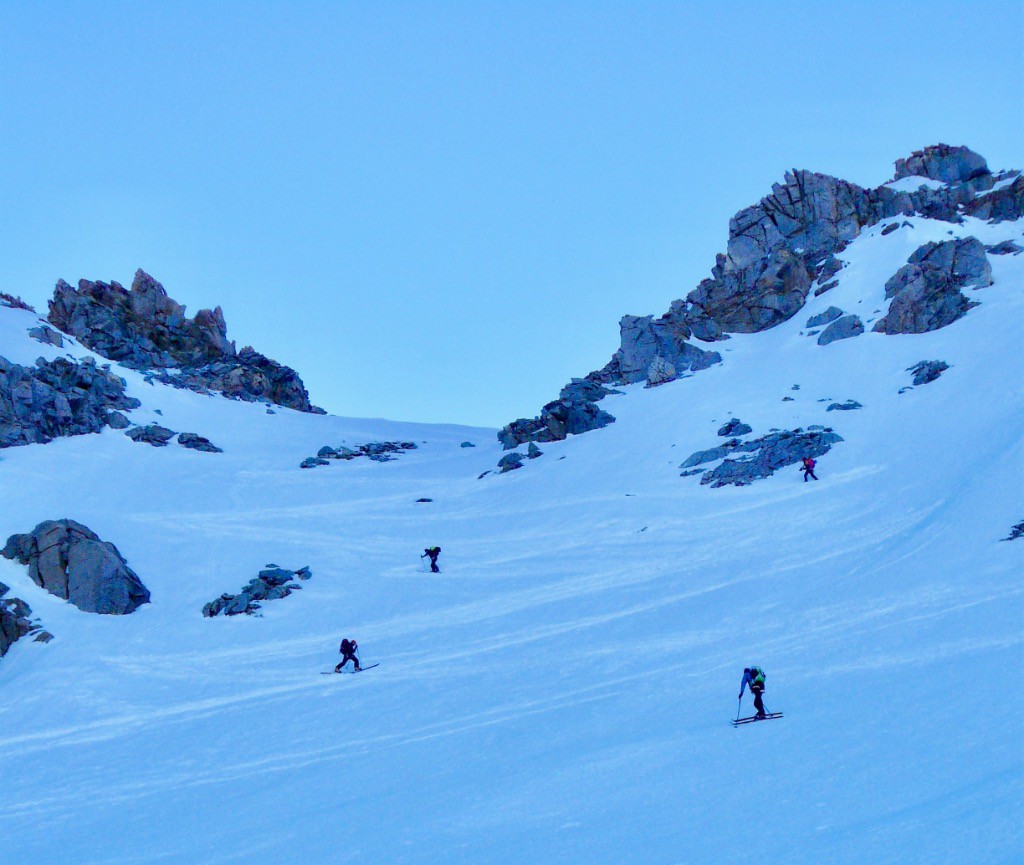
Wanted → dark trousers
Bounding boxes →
[429,559,439,573]
[804,468,818,481]
[753,688,766,716]
[336,653,360,672]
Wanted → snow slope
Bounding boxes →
[1,213,1023,865]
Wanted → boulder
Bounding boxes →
[875,238,989,335]
[818,315,864,346]
[300,457,329,469]
[126,424,175,447]
[177,432,222,453]
[527,442,543,459]
[806,306,844,328]
[892,144,989,185]
[28,325,64,347]
[106,410,131,430]
[827,400,862,411]
[2,520,150,614]
[460,441,476,448]
[987,239,1023,255]
[498,452,525,473]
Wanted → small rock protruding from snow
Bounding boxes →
[806,307,844,329]
[717,418,752,437]
[907,360,950,387]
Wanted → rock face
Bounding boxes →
[47,270,321,413]
[963,174,1024,222]
[680,429,843,488]
[0,355,141,448]
[1002,521,1024,542]
[2,520,150,614]
[875,238,989,334]
[818,314,864,346]
[203,564,311,616]
[500,145,1007,448]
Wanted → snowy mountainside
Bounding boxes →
[1,172,1023,862]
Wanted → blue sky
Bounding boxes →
[1,1,1020,426]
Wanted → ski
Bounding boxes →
[321,663,379,675]
[731,712,783,726]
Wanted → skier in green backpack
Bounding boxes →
[739,666,767,718]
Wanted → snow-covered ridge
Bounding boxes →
[498,143,1024,456]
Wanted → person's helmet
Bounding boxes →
[743,667,750,674]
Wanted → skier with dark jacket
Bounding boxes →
[421,546,441,573]
[802,456,818,482]
[335,638,361,673]
[739,666,767,718]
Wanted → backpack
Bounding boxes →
[749,667,766,688]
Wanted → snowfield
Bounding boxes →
[1,213,1023,864]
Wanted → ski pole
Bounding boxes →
[736,697,742,722]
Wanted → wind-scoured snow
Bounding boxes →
[1,213,1022,864]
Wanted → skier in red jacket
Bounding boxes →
[802,456,818,482]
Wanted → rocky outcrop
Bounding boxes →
[827,400,862,412]
[300,440,417,468]
[47,270,321,413]
[2,520,150,614]
[0,584,51,658]
[499,379,620,449]
[0,355,141,448]
[0,293,34,312]
[874,238,989,335]
[818,314,864,346]
[963,174,1024,223]
[893,144,990,184]
[203,564,311,616]
[908,360,949,386]
[500,146,1007,448]
[681,429,843,488]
